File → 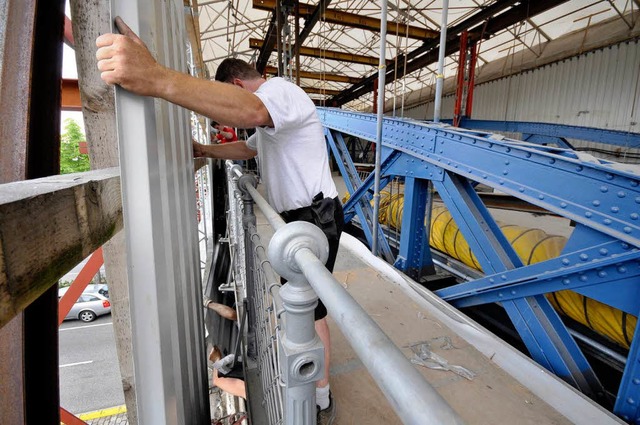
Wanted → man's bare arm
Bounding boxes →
[96,17,272,128]
[193,140,257,161]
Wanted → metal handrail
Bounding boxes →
[229,162,464,425]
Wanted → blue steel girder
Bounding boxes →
[522,133,574,150]
[433,171,602,396]
[616,318,640,423]
[455,118,640,149]
[394,177,435,278]
[341,148,397,222]
[435,171,522,271]
[319,108,609,399]
[436,240,640,310]
[318,108,640,249]
[325,129,394,263]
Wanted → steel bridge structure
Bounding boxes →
[319,107,640,423]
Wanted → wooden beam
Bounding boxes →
[264,65,360,83]
[253,0,438,39]
[302,86,341,96]
[250,37,389,66]
[0,168,123,329]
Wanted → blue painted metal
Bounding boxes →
[393,177,435,278]
[318,108,640,248]
[318,107,640,418]
[453,118,640,148]
[324,129,394,262]
[616,318,640,423]
[522,133,574,150]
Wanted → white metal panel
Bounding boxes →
[404,41,640,163]
[113,1,209,424]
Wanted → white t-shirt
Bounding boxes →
[247,77,338,213]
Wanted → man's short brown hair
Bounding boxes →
[215,58,262,83]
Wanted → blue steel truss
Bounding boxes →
[451,118,640,149]
[319,107,640,422]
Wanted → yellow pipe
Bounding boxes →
[344,189,636,349]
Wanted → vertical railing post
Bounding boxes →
[238,173,258,358]
[268,222,328,425]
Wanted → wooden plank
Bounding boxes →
[69,0,138,421]
[0,168,122,328]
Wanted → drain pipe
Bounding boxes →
[372,0,388,256]
[433,0,449,122]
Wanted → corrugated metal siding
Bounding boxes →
[404,41,640,163]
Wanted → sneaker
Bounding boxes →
[317,392,337,425]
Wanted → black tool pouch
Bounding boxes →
[310,193,338,240]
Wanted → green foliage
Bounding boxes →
[60,118,91,174]
[58,280,72,288]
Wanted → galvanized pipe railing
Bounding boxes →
[228,162,464,425]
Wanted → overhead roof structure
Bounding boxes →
[193,0,637,111]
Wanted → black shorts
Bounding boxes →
[280,196,344,321]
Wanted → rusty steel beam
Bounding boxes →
[264,65,360,83]
[23,2,65,425]
[61,78,82,111]
[63,15,74,47]
[302,86,341,96]
[255,14,277,74]
[253,0,438,39]
[0,1,37,183]
[331,0,569,106]
[250,37,389,66]
[0,1,65,425]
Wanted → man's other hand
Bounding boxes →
[96,17,169,96]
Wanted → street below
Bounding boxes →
[59,314,125,414]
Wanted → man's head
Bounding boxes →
[215,58,263,91]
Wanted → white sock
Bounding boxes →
[316,384,330,410]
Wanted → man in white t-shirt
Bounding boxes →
[97,18,340,424]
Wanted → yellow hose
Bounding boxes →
[345,188,636,349]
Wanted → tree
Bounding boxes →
[60,118,91,174]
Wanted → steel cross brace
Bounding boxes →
[341,152,395,222]
[325,129,394,262]
[317,108,640,249]
[433,171,604,397]
[616,317,640,422]
[436,241,640,310]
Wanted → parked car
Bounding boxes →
[58,283,109,299]
[62,293,111,322]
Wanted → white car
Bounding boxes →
[62,293,111,322]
